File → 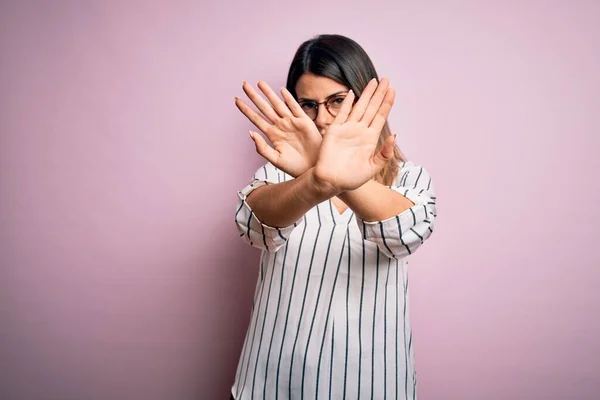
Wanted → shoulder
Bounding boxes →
[395,160,421,179]
[252,162,291,183]
[393,161,433,189]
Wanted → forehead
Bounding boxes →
[295,73,349,99]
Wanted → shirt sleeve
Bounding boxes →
[234,162,302,252]
[355,162,437,260]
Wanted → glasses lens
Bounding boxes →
[300,102,317,120]
[327,96,346,116]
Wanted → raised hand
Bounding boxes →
[313,78,396,192]
[235,81,322,178]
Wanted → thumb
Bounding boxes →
[372,134,396,170]
[249,131,278,164]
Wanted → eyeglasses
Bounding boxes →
[297,92,350,120]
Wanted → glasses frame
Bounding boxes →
[297,91,350,121]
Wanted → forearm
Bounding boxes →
[338,179,415,222]
[246,167,339,228]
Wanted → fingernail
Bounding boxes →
[249,131,254,139]
[242,80,246,86]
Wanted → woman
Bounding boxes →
[231,34,436,400]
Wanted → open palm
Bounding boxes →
[235,81,322,178]
[314,78,396,191]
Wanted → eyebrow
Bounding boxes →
[297,90,349,102]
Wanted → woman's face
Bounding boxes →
[295,73,350,136]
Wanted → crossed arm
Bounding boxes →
[245,167,414,228]
[234,77,436,257]
[237,161,436,259]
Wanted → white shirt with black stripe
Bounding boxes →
[232,161,436,400]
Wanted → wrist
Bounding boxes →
[299,167,340,204]
[337,179,371,202]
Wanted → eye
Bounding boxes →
[299,102,317,111]
[328,96,346,109]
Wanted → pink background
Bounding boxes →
[1,1,599,399]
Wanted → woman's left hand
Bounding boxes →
[313,78,396,192]
[235,81,322,178]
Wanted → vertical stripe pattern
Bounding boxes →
[232,161,434,399]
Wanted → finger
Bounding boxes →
[347,78,378,122]
[369,87,396,132]
[249,131,279,165]
[235,97,273,135]
[242,81,279,124]
[280,87,305,118]
[361,78,390,125]
[258,81,292,118]
[332,90,355,125]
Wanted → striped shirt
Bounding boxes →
[232,161,436,400]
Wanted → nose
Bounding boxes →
[314,103,334,135]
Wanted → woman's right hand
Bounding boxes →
[235,81,322,178]
[313,78,396,192]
